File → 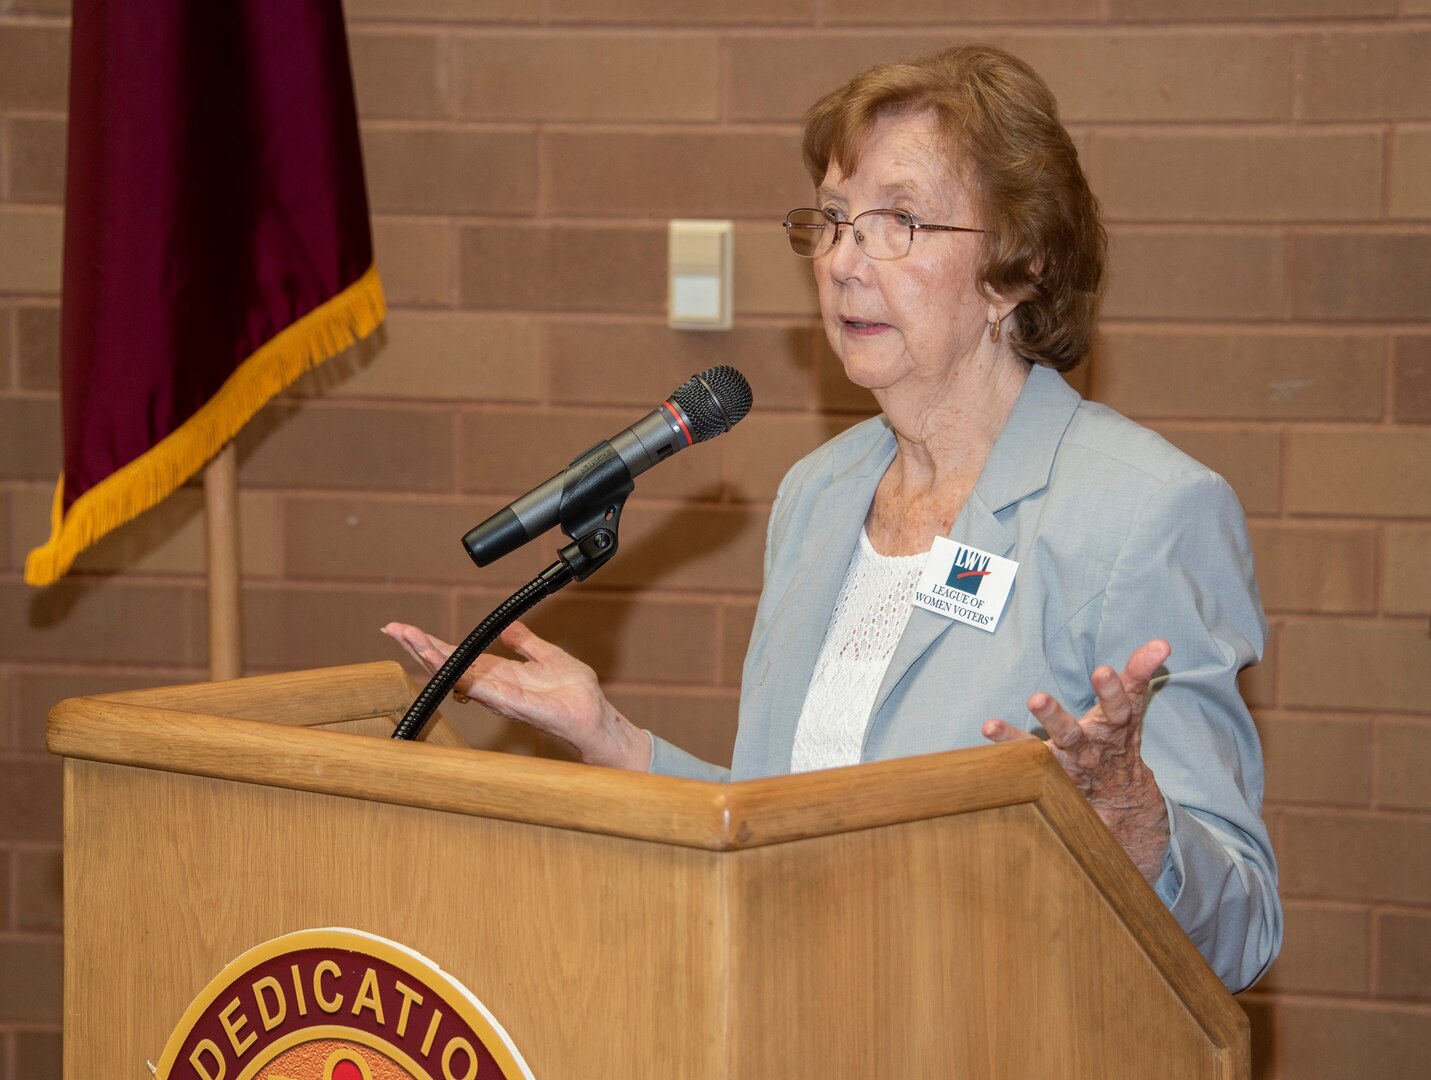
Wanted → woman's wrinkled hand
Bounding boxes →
[982,639,1172,884]
[381,620,652,771]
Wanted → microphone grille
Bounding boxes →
[670,366,754,444]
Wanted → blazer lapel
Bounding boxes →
[754,424,896,772]
[864,366,1082,736]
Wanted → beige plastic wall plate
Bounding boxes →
[668,219,733,331]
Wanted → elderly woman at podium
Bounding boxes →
[386,45,1281,993]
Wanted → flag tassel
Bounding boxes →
[24,264,386,587]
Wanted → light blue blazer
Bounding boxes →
[649,364,1281,992]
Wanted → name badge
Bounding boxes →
[912,537,1018,633]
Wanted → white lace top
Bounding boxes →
[789,528,928,773]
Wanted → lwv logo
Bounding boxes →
[945,546,992,595]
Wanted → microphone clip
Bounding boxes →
[554,441,634,581]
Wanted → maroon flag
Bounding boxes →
[26,0,385,586]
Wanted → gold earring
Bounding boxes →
[988,313,1001,342]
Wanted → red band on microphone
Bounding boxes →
[663,400,694,446]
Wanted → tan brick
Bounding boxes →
[297,311,542,402]
[363,128,537,215]
[1104,231,1284,320]
[1281,809,1431,903]
[1250,524,1376,615]
[728,36,938,123]
[588,503,767,594]
[5,116,66,203]
[744,35,1252,133]
[1290,234,1431,321]
[457,224,665,314]
[10,485,283,578]
[0,24,69,111]
[0,396,60,480]
[1088,132,1382,223]
[0,207,63,294]
[1257,714,1371,806]
[237,402,454,492]
[12,669,187,752]
[1262,902,1369,995]
[826,0,1095,21]
[1275,1001,1431,1080]
[15,846,62,931]
[458,405,721,501]
[0,579,199,665]
[0,489,10,577]
[544,132,809,219]
[0,940,62,1021]
[225,585,445,672]
[14,1031,62,1080]
[287,495,548,587]
[0,757,60,841]
[1238,998,1274,1077]
[373,217,451,307]
[0,303,11,385]
[720,600,758,686]
[345,0,531,19]
[1143,424,1281,516]
[11,0,73,13]
[1286,430,1431,518]
[1111,0,1393,16]
[1300,31,1431,122]
[1390,129,1431,219]
[349,31,445,120]
[1377,719,1431,813]
[1091,331,1382,422]
[1383,526,1431,617]
[456,35,718,122]
[459,590,720,686]
[1392,335,1431,424]
[723,413,859,504]
[1378,911,1431,1000]
[1240,622,1277,709]
[733,221,821,318]
[610,688,738,769]
[546,322,814,412]
[1279,619,1430,713]
[1010,33,1293,123]
[550,0,812,23]
[16,302,59,390]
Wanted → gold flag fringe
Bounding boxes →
[24,264,387,587]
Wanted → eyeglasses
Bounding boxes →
[784,207,985,261]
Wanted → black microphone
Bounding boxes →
[463,365,753,567]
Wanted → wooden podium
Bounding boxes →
[48,662,1248,1078]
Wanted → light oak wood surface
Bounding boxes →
[51,662,1248,1079]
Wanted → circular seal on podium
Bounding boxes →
[152,927,535,1080]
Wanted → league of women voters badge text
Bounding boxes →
[152,928,535,1080]
[911,537,1018,633]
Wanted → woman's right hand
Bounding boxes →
[381,620,652,771]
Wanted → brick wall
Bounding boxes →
[2,1,1428,1076]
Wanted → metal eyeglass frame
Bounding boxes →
[784,207,985,260]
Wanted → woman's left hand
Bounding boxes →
[982,639,1172,885]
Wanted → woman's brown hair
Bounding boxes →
[802,45,1105,372]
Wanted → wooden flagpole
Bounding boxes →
[203,443,243,681]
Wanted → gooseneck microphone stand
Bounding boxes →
[390,456,634,742]
[391,364,753,742]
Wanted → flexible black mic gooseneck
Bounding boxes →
[392,366,753,742]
